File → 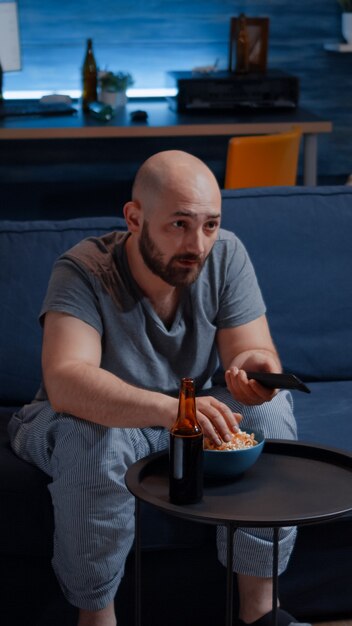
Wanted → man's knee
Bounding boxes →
[240,391,297,440]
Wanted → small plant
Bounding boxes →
[338,0,352,11]
[99,71,134,92]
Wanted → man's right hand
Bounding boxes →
[195,396,242,446]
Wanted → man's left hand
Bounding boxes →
[225,366,278,405]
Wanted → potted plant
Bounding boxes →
[98,71,134,107]
[338,0,352,43]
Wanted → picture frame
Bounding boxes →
[228,16,269,74]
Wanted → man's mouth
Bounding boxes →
[174,255,202,266]
[177,259,199,266]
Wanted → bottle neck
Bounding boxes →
[172,378,202,436]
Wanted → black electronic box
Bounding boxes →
[169,70,299,113]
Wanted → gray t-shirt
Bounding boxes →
[38,228,265,398]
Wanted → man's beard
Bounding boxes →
[138,221,207,287]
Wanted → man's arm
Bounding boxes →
[42,311,240,442]
[217,315,282,405]
[42,311,178,429]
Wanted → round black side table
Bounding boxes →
[125,440,352,626]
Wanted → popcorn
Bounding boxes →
[204,429,258,451]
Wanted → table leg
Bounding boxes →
[303,134,318,186]
[135,497,142,626]
[225,523,235,626]
[272,527,280,626]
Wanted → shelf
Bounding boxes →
[324,42,352,52]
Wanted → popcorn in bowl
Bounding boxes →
[204,429,258,451]
[203,429,264,478]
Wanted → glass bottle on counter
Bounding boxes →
[82,38,97,112]
[169,377,203,505]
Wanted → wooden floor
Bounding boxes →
[313,621,352,626]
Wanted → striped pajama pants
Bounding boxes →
[8,387,297,611]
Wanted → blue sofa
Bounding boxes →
[1,186,351,626]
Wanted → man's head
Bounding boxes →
[123,150,221,288]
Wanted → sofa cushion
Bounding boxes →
[221,186,352,382]
[0,217,126,405]
[0,410,53,557]
[293,379,352,454]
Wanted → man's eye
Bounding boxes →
[205,221,219,231]
[173,220,187,229]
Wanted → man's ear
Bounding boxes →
[123,200,142,232]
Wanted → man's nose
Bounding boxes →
[184,229,206,256]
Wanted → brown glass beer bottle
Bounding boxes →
[82,38,97,112]
[169,378,203,505]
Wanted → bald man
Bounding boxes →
[8,151,307,626]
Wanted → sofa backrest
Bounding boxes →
[221,186,352,382]
[0,217,126,405]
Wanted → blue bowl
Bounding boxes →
[203,431,265,479]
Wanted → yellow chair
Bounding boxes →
[224,127,302,189]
